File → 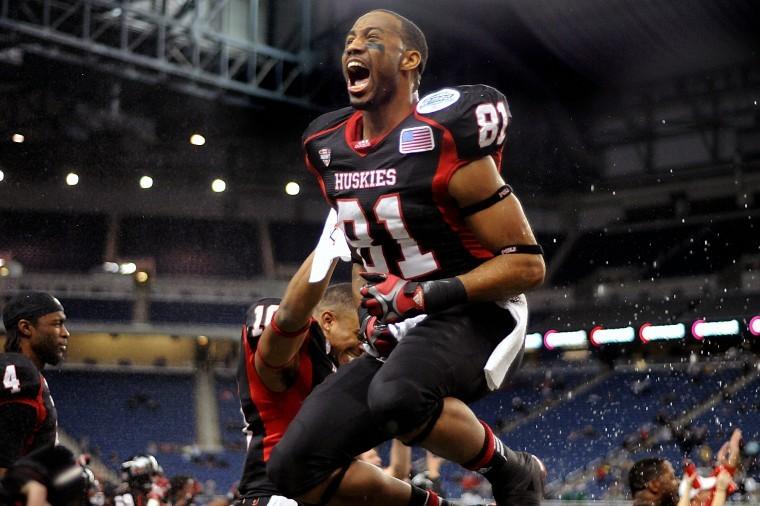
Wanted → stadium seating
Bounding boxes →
[40,358,757,500]
[56,296,133,322]
[0,210,107,272]
[469,368,601,429]
[45,369,195,466]
[150,301,248,325]
[118,216,262,277]
[215,372,246,449]
[1,209,754,289]
[268,221,322,264]
[581,372,760,500]
[460,365,748,491]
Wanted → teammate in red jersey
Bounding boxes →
[235,248,359,505]
[268,9,546,506]
[1,292,68,478]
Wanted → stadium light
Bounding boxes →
[102,262,119,273]
[119,262,137,275]
[691,319,741,340]
[749,316,760,336]
[544,329,588,350]
[211,178,226,193]
[524,332,543,350]
[11,133,24,143]
[139,176,154,189]
[190,134,206,146]
[589,326,635,347]
[285,181,301,196]
[639,322,686,343]
[65,172,79,186]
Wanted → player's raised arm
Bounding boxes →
[447,155,545,302]
[726,428,742,469]
[255,251,338,389]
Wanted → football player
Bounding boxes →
[114,454,168,506]
[1,292,69,477]
[236,235,451,506]
[167,475,202,506]
[630,429,741,506]
[268,9,545,506]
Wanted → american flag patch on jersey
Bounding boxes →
[399,126,435,154]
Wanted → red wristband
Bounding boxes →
[270,311,312,338]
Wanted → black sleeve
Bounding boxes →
[0,403,38,467]
[416,84,511,162]
[1,454,48,498]
[2,445,80,500]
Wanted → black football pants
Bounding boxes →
[267,300,522,498]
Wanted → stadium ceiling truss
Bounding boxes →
[590,63,760,173]
[0,0,316,107]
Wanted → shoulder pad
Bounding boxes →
[303,107,354,145]
[0,353,41,400]
[416,84,511,162]
[244,298,282,338]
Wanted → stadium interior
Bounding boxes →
[1,0,759,504]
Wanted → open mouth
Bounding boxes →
[346,60,370,94]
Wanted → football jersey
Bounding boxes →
[303,84,511,281]
[0,353,58,467]
[236,298,338,498]
[113,491,153,506]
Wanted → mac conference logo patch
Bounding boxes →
[416,88,461,114]
[318,147,331,166]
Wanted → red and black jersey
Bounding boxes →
[303,84,511,281]
[113,490,156,506]
[0,353,57,468]
[236,298,338,498]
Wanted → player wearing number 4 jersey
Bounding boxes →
[268,9,546,506]
[0,292,68,477]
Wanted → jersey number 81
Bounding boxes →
[337,195,439,279]
[476,101,509,148]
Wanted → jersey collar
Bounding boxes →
[344,110,413,156]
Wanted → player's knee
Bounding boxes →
[367,375,431,436]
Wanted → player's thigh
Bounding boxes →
[267,355,389,496]
[378,301,519,403]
